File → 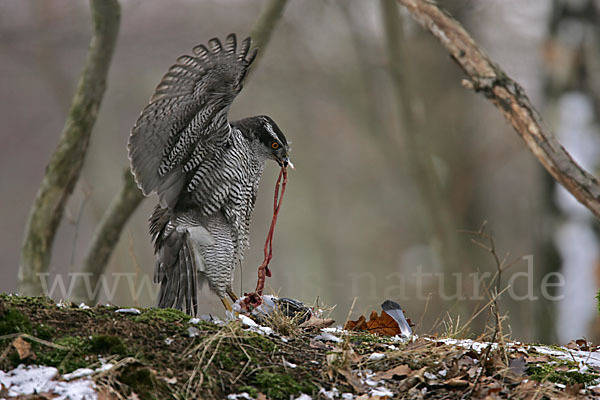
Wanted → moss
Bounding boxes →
[134,308,191,324]
[527,361,599,386]
[212,333,278,372]
[24,335,128,373]
[251,371,317,400]
[0,305,32,335]
[237,386,259,398]
[34,336,91,373]
[89,335,127,355]
[0,294,54,309]
[33,323,56,340]
[119,365,167,399]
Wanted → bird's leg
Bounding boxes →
[227,287,239,302]
[221,297,233,311]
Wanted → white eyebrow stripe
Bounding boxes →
[264,122,279,140]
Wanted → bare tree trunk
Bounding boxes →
[18,0,121,296]
[396,0,600,221]
[73,169,144,303]
[72,0,289,305]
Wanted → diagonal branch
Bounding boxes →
[397,0,600,220]
[18,0,121,296]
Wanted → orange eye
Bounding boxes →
[271,142,279,149]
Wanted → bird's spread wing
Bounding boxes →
[128,34,257,209]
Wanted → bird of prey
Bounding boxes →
[128,34,292,314]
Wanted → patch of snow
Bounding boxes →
[0,365,57,396]
[364,378,379,387]
[259,326,273,335]
[189,317,201,324]
[56,300,69,308]
[368,353,385,361]
[187,327,200,337]
[390,334,411,343]
[0,365,97,400]
[532,345,600,369]
[314,332,342,343]
[424,371,437,380]
[78,303,90,310]
[370,386,394,397]
[295,394,313,400]
[239,314,258,327]
[62,368,94,381]
[227,393,254,400]
[341,393,354,400]
[164,338,174,345]
[321,327,347,334]
[238,314,273,336]
[319,387,339,399]
[438,369,447,377]
[432,338,498,353]
[52,379,97,400]
[283,360,297,368]
[115,308,141,314]
[199,314,224,325]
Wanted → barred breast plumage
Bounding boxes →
[128,34,291,315]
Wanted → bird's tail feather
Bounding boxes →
[151,205,213,316]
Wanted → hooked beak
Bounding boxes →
[283,156,294,170]
[278,155,295,170]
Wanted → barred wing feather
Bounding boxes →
[128,34,257,207]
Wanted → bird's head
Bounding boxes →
[240,116,293,168]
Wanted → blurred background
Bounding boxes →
[2,0,600,344]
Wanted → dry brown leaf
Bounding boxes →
[374,364,411,380]
[345,310,401,336]
[444,377,470,387]
[12,336,35,360]
[565,383,583,396]
[299,315,334,330]
[525,354,550,363]
[467,365,479,379]
[508,355,526,376]
[337,368,367,392]
[344,315,367,331]
[309,338,329,350]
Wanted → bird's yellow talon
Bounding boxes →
[221,297,233,312]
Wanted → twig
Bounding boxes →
[18,0,121,296]
[396,0,600,220]
[0,333,70,351]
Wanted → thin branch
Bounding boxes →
[397,0,600,220]
[73,0,289,305]
[248,0,289,73]
[18,0,121,296]
[72,169,144,304]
